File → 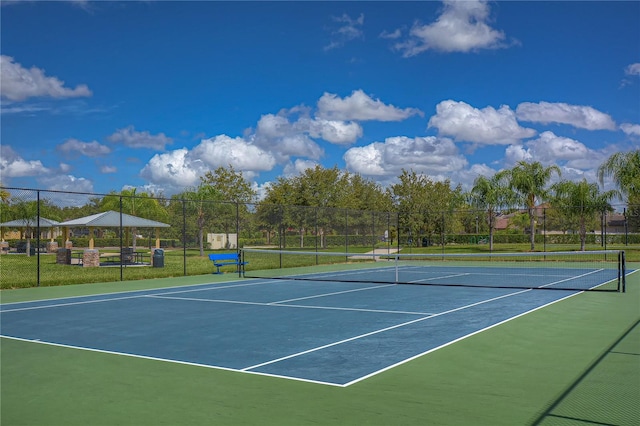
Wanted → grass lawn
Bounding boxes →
[2,243,637,289]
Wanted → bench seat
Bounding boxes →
[208,253,247,274]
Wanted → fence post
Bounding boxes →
[182,199,187,276]
[603,210,607,250]
[345,208,349,256]
[543,208,547,253]
[119,197,123,282]
[372,211,376,254]
[236,202,240,251]
[441,211,445,257]
[624,208,628,246]
[37,190,41,287]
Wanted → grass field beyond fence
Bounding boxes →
[1,243,638,289]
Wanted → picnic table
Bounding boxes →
[101,250,150,265]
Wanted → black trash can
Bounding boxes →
[152,249,164,268]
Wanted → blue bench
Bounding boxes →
[208,252,246,274]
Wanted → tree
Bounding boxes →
[550,179,617,250]
[497,161,561,250]
[201,165,257,204]
[178,184,223,256]
[258,166,391,248]
[8,200,38,256]
[390,169,464,247]
[201,165,257,248]
[0,185,10,205]
[469,174,514,251]
[597,150,640,201]
[598,150,640,232]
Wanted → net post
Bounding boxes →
[395,254,399,283]
[621,251,626,293]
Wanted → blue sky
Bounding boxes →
[1,1,639,203]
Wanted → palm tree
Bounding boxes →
[550,179,617,251]
[497,161,561,250]
[599,150,640,233]
[469,174,514,251]
[598,150,639,202]
[0,185,10,205]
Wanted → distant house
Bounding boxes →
[493,214,512,231]
[606,213,626,234]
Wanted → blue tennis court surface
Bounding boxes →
[0,266,623,386]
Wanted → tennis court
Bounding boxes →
[0,250,626,387]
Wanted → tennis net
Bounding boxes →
[240,248,626,292]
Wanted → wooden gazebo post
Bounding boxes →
[155,227,160,249]
[88,227,95,249]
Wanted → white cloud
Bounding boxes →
[428,100,536,144]
[57,138,111,157]
[140,148,204,189]
[317,90,422,121]
[282,159,320,177]
[254,114,325,161]
[108,125,173,150]
[0,103,49,115]
[394,0,508,56]
[625,63,640,76]
[192,135,276,171]
[504,145,533,165]
[324,13,364,51]
[379,29,402,40]
[100,166,117,173]
[39,174,93,194]
[301,118,362,145]
[0,145,50,178]
[620,123,640,136]
[140,135,276,190]
[344,136,467,177]
[0,55,92,101]
[515,101,617,131]
[526,131,590,164]
[503,131,606,170]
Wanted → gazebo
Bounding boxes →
[58,211,170,249]
[0,216,61,242]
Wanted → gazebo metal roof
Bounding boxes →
[58,211,170,228]
[0,217,60,228]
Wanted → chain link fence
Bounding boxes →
[1,187,637,289]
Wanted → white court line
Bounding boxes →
[406,267,607,288]
[271,283,395,304]
[260,265,396,281]
[151,279,292,297]
[409,273,470,283]
[0,334,344,388]
[344,289,581,387]
[0,279,287,313]
[538,268,604,288]
[0,294,148,313]
[0,278,278,307]
[146,294,434,316]
[241,288,531,372]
